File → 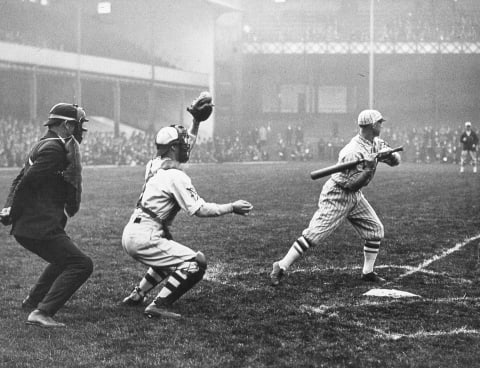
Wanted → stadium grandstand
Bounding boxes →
[0,0,479,166]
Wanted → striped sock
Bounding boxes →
[158,270,187,299]
[362,240,380,274]
[138,267,169,295]
[279,236,312,270]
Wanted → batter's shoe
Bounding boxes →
[21,296,37,311]
[270,261,285,286]
[144,301,181,319]
[361,272,386,283]
[26,309,66,328]
[122,286,146,306]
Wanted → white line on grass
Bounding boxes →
[351,322,480,341]
[395,233,480,281]
[300,304,480,340]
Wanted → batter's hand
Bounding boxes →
[232,200,253,215]
[361,153,377,170]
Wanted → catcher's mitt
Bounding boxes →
[187,91,214,122]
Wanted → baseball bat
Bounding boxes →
[310,146,404,180]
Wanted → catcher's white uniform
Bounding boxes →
[122,157,204,267]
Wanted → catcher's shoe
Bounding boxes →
[144,301,181,319]
[26,309,66,328]
[361,272,386,283]
[270,261,285,286]
[21,296,37,311]
[122,286,146,306]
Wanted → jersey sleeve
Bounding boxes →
[171,171,206,216]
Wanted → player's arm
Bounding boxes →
[187,118,201,152]
[195,200,252,217]
[186,91,214,152]
[172,172,252,217]
[342,153,376,191]
[472,132,479,147]
[1,167,25,224]
[4,166,26,208]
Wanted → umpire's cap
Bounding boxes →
[44,103,89,127]
[358,109,385,126]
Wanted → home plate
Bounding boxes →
[363,289,421,298]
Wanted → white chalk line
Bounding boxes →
[205,262,474,285]
[351,321,480,341]
[297,232,480,341]
[205,236,480,340]
[395,233,480,281]
[300,301,480,340]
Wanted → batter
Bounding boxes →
[271,109,401,286]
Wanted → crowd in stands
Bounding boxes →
[0,116,475,168]
[244,0,480,44]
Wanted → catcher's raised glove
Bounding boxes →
[187,91,214,122]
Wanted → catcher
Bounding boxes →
[271,109,401,286]
[121,92,253,318]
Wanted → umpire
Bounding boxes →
[0,103,93,328]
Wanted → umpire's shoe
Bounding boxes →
[270,261,285,286]
[122,286,146,306]
[26,309,66,328]
[361,272,386,282]
[144,301,181,319]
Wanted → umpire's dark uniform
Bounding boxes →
[4,107,93,323]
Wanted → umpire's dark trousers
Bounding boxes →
[15,235,93,316]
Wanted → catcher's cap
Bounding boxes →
[358,109,385,126]
[465,121,472,127]
[44,103,89,126]
[155,126,181,145]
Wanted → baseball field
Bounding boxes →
[1,161,479,368]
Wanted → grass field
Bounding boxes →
[1,161,480,368]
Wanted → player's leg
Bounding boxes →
[271,183,353,286]
[145,250,207,318]
[348,194,385,282]
[469,150,477,173]
[121,218,173,304]
[122,267,171,305]
[460,150,467,173]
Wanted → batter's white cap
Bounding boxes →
[357,109,385,126]
[465,121,472,127]
[155,126,179,145]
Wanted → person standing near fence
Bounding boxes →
[459,121,478,173]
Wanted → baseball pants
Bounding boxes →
[303,180,384,245]
[460,150,477,166]
[122,214,197,268]
[15,234,93,316]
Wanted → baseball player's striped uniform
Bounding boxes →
[302,134,384,248]
[272,109,400,285]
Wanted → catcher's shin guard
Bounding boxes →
[153,252,207,306]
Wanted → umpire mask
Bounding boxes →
[47,103,89,143]
[171,125,191,163]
